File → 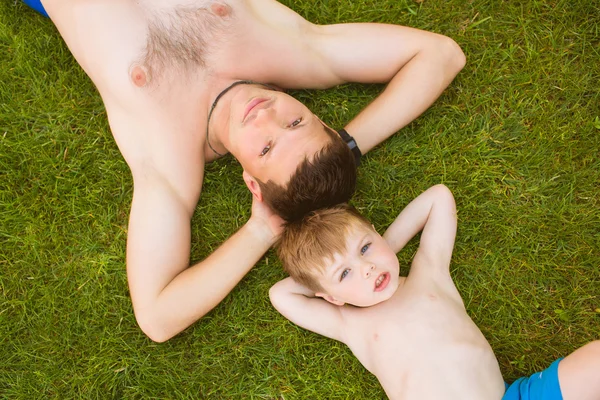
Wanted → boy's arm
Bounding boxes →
[383,185,457,274]
[269,277,345,342]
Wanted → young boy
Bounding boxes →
[270,184,600,400]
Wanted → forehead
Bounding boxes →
[317,222,373,269]
[257,115,331,184]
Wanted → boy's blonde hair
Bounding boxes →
[277,204,373,292]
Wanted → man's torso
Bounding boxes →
[41,0,334,208]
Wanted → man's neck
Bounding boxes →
[204,78,245,156]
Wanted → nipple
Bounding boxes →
[210,2,231,17]
[130,65,149,88]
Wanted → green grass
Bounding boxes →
[1,0,599,398]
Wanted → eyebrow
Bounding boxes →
[329,262,344,281]
[286,117,312,136]
[327,231,370,281]
[270,115,316,161]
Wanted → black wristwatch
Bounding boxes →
[337,128,362,167]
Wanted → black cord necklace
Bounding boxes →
[206,80,277,157]
[206,80,362,166]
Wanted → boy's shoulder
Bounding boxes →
[343,274,462,332]
[401,244,459,295]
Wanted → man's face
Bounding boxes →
[224,84,331,186]
[316,223,400,307]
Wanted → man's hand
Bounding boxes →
[248,195,285,245]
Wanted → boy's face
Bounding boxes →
[315,223,400,307]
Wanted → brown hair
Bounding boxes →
[277,204,372,292]
[258,125,357,223]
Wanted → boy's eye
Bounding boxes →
[340,269,349,281]
[290,117,302,127]
[260,144,271,157]
[360,243,371,255]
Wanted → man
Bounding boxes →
[37,0,465,342]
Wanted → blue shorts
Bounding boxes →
[502,358,563,400]
[23,0,49,17]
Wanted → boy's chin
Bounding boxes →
[352,288,397,307]
[352,297,388,308]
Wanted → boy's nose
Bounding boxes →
[362,263,375,278]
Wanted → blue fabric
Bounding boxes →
[23,0,49,17]
[503,358,563,400]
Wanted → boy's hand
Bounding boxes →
[248,195,285,246]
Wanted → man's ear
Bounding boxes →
[315,292,345,306]
[242,170,263,201]
[316,116,333,130]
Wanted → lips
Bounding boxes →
[374,272,390,292]
[243,98,269,122]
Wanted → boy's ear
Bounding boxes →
[242,170,263,202]
[315,292,345,306]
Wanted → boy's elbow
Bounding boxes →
[269,283,283,307]
[433,184,456,206]
[135,310,173,343]
[450,39,467,72]
[436,36,466,75]
[433,183,452,195]
[269,280,297,312]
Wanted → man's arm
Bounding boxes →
[269,277,344,342]
[310,23,466,153]
[383,184,457,275]
[127,172,281,343]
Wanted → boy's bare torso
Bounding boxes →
[340,268,505,400]
[42,0,329,205]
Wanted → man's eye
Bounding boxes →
[290,118,302,127]
[260,145,271,157]
[340,269,349,281]
[360,243,371,255]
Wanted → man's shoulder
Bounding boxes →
[105,102,206,209]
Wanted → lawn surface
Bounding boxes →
[1,0,599,398]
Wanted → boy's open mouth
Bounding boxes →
[374,272,390,292]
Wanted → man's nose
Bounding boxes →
[362,263,375,278]
[253,106,276,125]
